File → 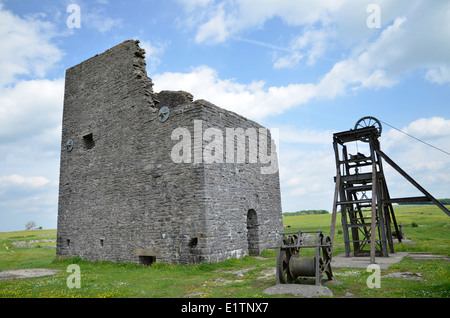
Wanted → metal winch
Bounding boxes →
[276,230,333,286]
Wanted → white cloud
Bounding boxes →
[0,77,63,229]
[139,39,171,74]
[195,4,230,44]
[274,27,331,69]
[326,2,450,87]
[0,4,65,146]
[425,66,450,85]
[0,3,64,230]
[153,65,316,121]
[360,69,398,90]
[278,146,335,211]
[273,52,303,69]
[181,0,404,46]
[279,126,333,144]
[383,117,450,147]
[152,4,447,123]
[83,7,122,33]
[0,79,64,144]
[177,0,214,12]
[0,172,57,231]
[152,10,441,121]
[380,117,450,198]
[278,116,450,212]
[403,117,450,139]
[0,4,62,86]
[189,0,342,45]
[0,174,50,188]
[314,16,408,96]
[179,0,450,88]
[151,17,414,122]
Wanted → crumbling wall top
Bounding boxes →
[65,39,156,108]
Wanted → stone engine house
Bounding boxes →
[56,40,283,265]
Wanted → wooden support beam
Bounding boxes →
[370,145,378,263]
[376,150,450,217]
[382,196,431,204]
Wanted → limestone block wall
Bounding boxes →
[56,40,282,264]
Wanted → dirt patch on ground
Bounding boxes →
[381,271,426,281]
[408,253,450,261]
[263,284,334,298]
[0,268,60,281]
[331,252,410,270]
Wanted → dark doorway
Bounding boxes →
[247,209,259,256]
[138,256,155,266]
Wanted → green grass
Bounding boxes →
[0,205,449,298]
[0,230,57,271]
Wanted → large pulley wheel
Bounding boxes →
[354,116,382,142]
[277,241,294,284]
[320,236,333,280]
[276,231,334,285]
[287,234,299,256]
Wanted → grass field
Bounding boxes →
[0,205,449,298]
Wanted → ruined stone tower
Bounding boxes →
[56,40,283,264]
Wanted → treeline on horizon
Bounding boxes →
[283,199,450,216]
[283,210,329,216]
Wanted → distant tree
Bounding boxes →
[25,221,36,230]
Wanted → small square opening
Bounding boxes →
[188,237,198,248]
[83,133,95,150]
[139,256,155,266]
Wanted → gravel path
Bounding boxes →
[0,268,60,281]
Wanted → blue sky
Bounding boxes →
[0,0,449,231]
